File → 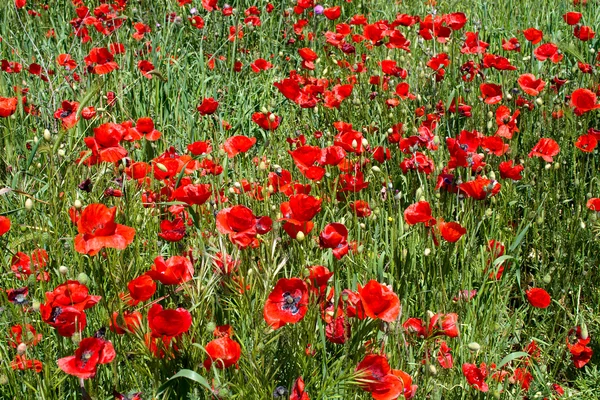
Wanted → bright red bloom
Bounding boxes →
[570,88,600,115]
[110,310,143,334]
[567,327,593,368]
[307,265,333,296]
[517,74,545,96]
[280,194,322,238]
[499,160,524,181]
[84,122,128,163]
[356,355,406,400]
[84,47,119,75]
[404,201,435,226]
[587,198,600,211]
[11,355,42,373]
[172,183,212,205]
[358,280,400,322]
[526,288,551,308]
[289,146,326,180]
[437,341,454,369]
[0,216,10,236]
[216,205,272,248]
[222,135,257,158]
[480,83,503,104]
[574,26,595,41]
[350,200,372,218]
[319,223,349,259]
[148,304,192,338]
[528,138,560,162]
[522,27,543,44]
[203,336,242,369]
[563,12,582,25]
[0,97,18,118]
[54,101,80,129]
[534,43,563,63]
[459,176,501,200]
[290,377,310,400]
[158,218,186,242]
[263,278,308,329]
[43,280,101,311]
[58,336,116,379]
[323,6,341,20]
[74,203,135,256]
[438,221,467,242]
[147,255,194,286]
[462,363,488,392]
[197,97,219,115]
[9,324,42,348]
[127,274,156,304]
[252,112,281,130]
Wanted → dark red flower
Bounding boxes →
[263,278,308,329]
[158,218,186,242]
[54,101,80,129]
[146,255,194,285]
[58,336,115,379]
[74,203,135,256]
[499,160,524,180]
[358,280,400,322]
[480,83,503,104]
[462,363,488,392]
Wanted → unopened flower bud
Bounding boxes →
[59,265,69,275]
[25,198,34,211]
[43,129,52,142]
[468,342,481,352]
[296,231,305,242]
[17,343,27,355]
[77,272,89,285]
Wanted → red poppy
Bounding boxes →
[222,135,257,158]
[404,201,435,226]
[84,47,119,74]
[522,27,543,44]
[0,216,10,236]
[74,203,135,256]
[349,200,372,218]
[574,26,595,41]
[586,198,600,211]
[462,363,488,392]
[307,265,333,296]
[40,304,86,337]
[54,101,79,129]
[517,74,545,96]
[280,194,322,238]
[461,32,489,54]
[148,304,192,338]
[252,112,281,131]
[480,83,503,104]
[203,336,242,369]
[58,336,116,379]
[197,97,219,115]
[0,97,18,118]
[110,310,143,334]
[127,274,156,304]
[158,218,186,242]
[84,123,128,163]
[499,160,524,180]
[437,341,454,369]
[250,58,273,72]
[502,37,521,52]
[323,6,341,20]
[187,140,212,155]
[438,220,466,242]
[459,176,501,200]
[290,377,310,400]
[288,146,326,180]
[216,205,272,248]
[358,280,400,322]
[319,223,349,259]
[567,327,593,368]
[11,354,42,373]
[533,43,563,63]
[9,324,42,348]
[528,138,560,162]
[526,288,551,308]
[563,12,582,25]
[15,0,26,8]
[171,183,212,205]
[570,88,600,115]
[44,280,101,311]
[355,354,405,400]
[263,278,308,329]
[146,255,194,285]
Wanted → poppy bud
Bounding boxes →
[580,220,586,229]
[535,98,543,106]
[424,248,431,256]
[0,375,7,385]
[59,265,69,275]
[155,162,168,172]
[545,163,552,170]
[468,342,481,352]
[371,166,381,173]
[43,129,52,142]
[506,93,513,100]
[361,138,368,147]
[487,120,493,130]
[543,274,551,284]
[206,321,216,334]
[360,223,366,229]
[58,149,66,157]
[428,364,437,375]
[31,300,41,311]
[25,198,34,211]
[228,187,235,194]
[17,343,27,355]
[77,272,89,285]
[296,231,305,242]
[580,322,589,340]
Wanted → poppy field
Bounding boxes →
[1,0,600,398]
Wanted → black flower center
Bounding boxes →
[281,292,301,315]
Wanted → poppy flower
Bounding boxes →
[358,280,400,322]
[437,341,454,369]
[127,274,157,304]
[0,97,18,118]
[563,12,582,25]
[567,327,593,368]
[158,218,186,242]
[84,123,128,163]
[187,140,212,155]
[499,160,524,180]
[319,223,349,259]
[462,363,488,392]
[526,288,551,308]
[148,304,192,338]
[15,0,26,8]
[480,83,503,104]
[350,200,372,218]
[438,220,467,242]
[522,27,543,44]
[222,135,257,158]
[355,354,405,400]
[74,203,135,256]
[54,101,79,129]
[323,6,341,20]
[517,74,545,96]
[9,324,42,348]
[280,194,322,238]
[252,112,281,131]
[289,146,326,180]
[586,198,600,211]
[216,205,272,248]
[263,277,309,330]
[570,88,600,115]
[502,37,521,52]
[171,183,212,205]
[110,311,143,334]
[459,176,501,200]
[404,201,435,226]
[533,43,563,63]
[134,117,161,141]
[250,58,273,72]
[84,47,119,74]
[203,336,242,369]
[44,280,101,311]
[146,255,194,285]
[574,26,595,41]
[290,377,310,400]
[197,97,219,115]
[528,138,560,162]
[40,305,86,337]
[0,216,10,236]
[58,336,116,379]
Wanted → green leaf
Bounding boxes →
[496,352,530,369]
[157,369,212,395]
